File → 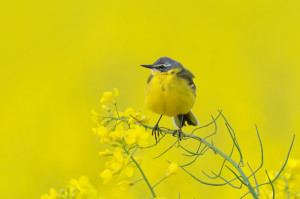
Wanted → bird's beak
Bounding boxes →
[141,65,154,69]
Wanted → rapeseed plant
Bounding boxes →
[42,89,296,199]
[41,176,97,199]
[261,158,300,198]
[93,89,295,199]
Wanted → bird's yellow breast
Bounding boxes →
[146,69,195,117]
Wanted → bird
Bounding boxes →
[141,57,199,141]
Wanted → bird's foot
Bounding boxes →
[172,128,185,140]
[152,123,162,143]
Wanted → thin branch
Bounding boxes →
[210,171,243,189]
[247,162,259,195]
[123,147,156,198]
[180,146,210,167]
[266,170,275,199]
[225,165,246,186]
[180,143,203,167]
[133,178,144,184]
[153,140,177,159]
[181,167,227,186]
[191,111,222,134]
[225,123,244,167]
[179,145,207,156]
[203,141,235,179]
[247,125,264,179]
[203,115,218,139]
[240,134,295,199]
[152,177,166,189]
[220,110,244,167]
[187,134,258,198]
[140,133,167,149]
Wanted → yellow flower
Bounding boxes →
[114,110,124,117]
[100,92,114,103]
[103,148,136,178]
[40,188,58,199]
[100,169,114,184]
[100,88,119,104]
[113,147,124,162]
[94,126,108,137]
[287,158,300,175]
[128,112,150,125]
[109,125,126,141]
[101,105,110,112]
[93,126,112,144]
[91,109,99,124]
[124,164,135,177]
[262,158,300,198]
[166,162,180,178]
[114,88,119,97]
[118,180,134,191]
[106,148,125,171]
[99,149,113,157]
[41,177,98,199]
[125,125,149,147]
[124,107,136,118]
[100,119,110,126]
[108,158,124,172]
[69,176,97,198]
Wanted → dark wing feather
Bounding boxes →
[177,67,196,94]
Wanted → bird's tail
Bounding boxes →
[172,111,199,128]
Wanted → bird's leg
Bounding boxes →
[152,115,163,143]
[172,115,185,140]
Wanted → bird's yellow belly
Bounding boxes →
[146,74,195,117]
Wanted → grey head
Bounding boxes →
[141,57,183,72]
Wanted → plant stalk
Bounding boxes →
[105,115,259,198]
[188,134,258,199]
[123,147,156,198]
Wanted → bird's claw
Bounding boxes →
[152,124,162,143]
[172,129,185,140]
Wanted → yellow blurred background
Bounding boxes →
[0,0,299,198]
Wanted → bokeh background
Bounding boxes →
[1,0,299,198]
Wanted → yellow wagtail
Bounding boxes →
[141,57,199,141]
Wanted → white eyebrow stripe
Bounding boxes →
[155,63,171,67]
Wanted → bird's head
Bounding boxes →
[141,57,183,73]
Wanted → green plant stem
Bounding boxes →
[285,178,289,199]
[266,170,275,199]
[131,155,156,198]
[153,177,167,188]
[247,162,259,195]
[102,115,259,198]
[114,103,120,118]
[241,134,295,198]
[187,134,258,199]
[123,147,156,198]
[133,178,144,184]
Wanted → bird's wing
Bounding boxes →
[177,68,196,94]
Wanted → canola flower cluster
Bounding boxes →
[41,176,97,199]
[261,158,300,198]
[42,89,179,199]
[93,89,179,193]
